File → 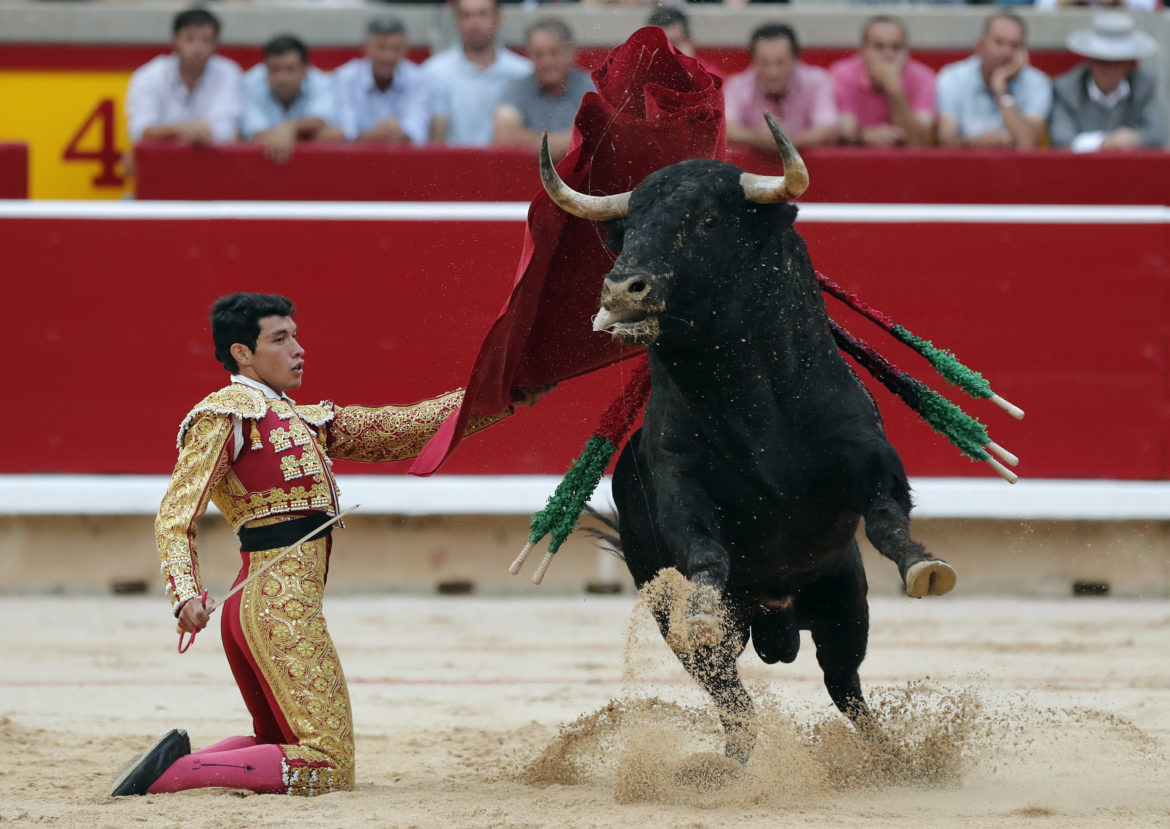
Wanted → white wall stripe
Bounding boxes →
[1,474,1167,520]
[0,201,531,222]
[0,201,1166,224]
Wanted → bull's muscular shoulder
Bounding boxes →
[294,400,336,427]
[175,384,267,448]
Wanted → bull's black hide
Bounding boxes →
[599,163,954,762]
[544,130,955,763]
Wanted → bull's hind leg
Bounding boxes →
[864,493,956,598]
[800,550,874,729]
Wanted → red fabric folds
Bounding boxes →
[411,27,726,475]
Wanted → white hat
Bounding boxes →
[1067,12,1157,61]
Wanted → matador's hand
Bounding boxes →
[510,384,557,408]
[176,593,216,633]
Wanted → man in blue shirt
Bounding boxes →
[241,35,343,163]
[423,0,532,147]
[335,17,430,146]
[936,13,1051,149]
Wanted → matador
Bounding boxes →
[110,292,547,797]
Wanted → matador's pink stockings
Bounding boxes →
[192,735,262,755]
[147,743,285,794]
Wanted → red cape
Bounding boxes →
[411,27,726,476]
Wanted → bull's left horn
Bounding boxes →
[539,133,631,221]
[740,114,810,203]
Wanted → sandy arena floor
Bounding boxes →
[1,592,1168,828]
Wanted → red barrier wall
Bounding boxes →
[134,145,1170,205]
[0,143,28,198]
[135,144,542,202]
[4,211,1166,479]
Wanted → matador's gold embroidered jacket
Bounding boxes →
[156,381,506,610]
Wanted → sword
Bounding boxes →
[177,505,359,653]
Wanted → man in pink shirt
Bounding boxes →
[830,16,936,147]
[724,23,840,152]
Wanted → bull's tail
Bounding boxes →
[582,505,625,561]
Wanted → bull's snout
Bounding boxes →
[593,275,653,333]
[605,274,651,302]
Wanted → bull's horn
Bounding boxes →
[740,114,810,203]
[539,133,631,221]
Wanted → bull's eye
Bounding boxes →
[703,215,719,229]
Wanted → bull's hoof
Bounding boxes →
[666,611,724,653]
[672,752,743,790]
[686,612,724,649]
[904,559,957,598]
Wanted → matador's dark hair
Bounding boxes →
[210,292,296,373]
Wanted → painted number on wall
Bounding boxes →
[62,98,124,187]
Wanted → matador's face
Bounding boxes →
[235,315,305,394]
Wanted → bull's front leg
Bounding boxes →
[656,482,732,651]
[647,487,756,762]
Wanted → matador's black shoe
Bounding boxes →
[107,729,190,796]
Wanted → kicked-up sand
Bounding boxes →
[1,592,1168,827]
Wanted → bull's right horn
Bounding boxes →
[740,114,810,203]
[539,133,631,222]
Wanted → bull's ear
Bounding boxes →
[604,218,626,252]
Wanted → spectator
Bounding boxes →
[334,17,430,146]
[241,36,343,164]
[125,8,241,147]
[648,7,696,57]
[830,16,936,147]
[724,23,840,152]
[1050,12,1167,151]
[423,0,532,147]
[493,19,593,162]
[1034,0,1158,13]
[646,7,724,79]
[936,13,1051,150]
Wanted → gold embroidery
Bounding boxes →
[238,537,355,795]
[176,385,266,448]
[270,399,296,421]
[294,403,335,428]
[280,455,302,481]
[298,449,322,477]
[250,421,264,451]
[155,413,232,610]
[324,390,507,463]
[467,410,513,435]
[269,427,292,452]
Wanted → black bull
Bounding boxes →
[540,121,957,762]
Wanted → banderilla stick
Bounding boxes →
[177,505,359,652]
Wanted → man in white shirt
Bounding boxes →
[334,17,430,146]
[125,8,242,147]
[423,0,532,147]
